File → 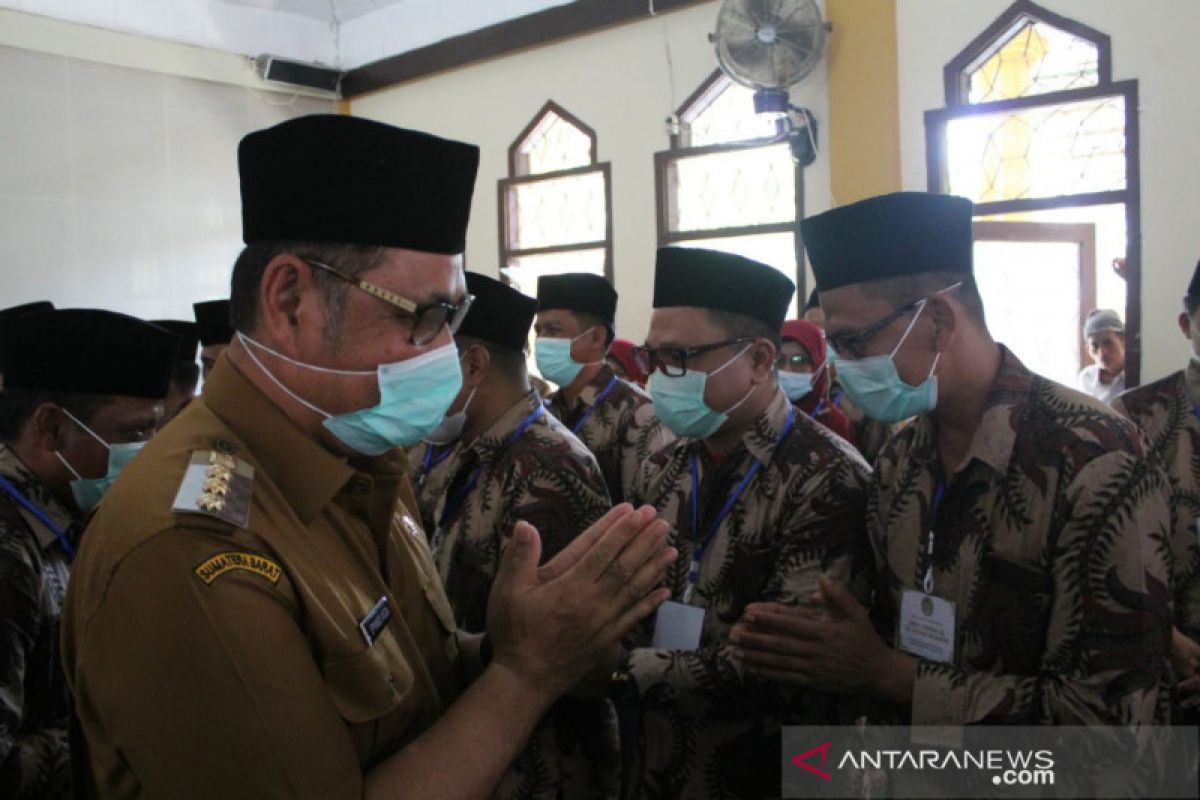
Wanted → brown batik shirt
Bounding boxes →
[870,346,1173,726]
[429,391,617,800]
[546,365,673,504]
[1113,360,1200,645]
[625,389,872,799]
[0,446,75,799]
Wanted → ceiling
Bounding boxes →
[0,0,574,69]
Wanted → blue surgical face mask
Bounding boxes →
[239,333,463,455]
[54,409,146,513]
[424,386,476,445]
[778,360,828,403]
[828,300,940,423]
[650,345,754,439]
[535,327,600,387]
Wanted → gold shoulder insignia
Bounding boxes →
[171,450,254,528]
[194,552,282,585]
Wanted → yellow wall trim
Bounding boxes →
[826,0,902,204]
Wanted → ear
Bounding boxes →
[1179,311,1192,340]
[927,294,959,353]
[459,343,491,388]
[257,254,326,353]
[29,402,67,452]
[748,338,778,385]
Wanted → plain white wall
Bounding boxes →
[896,0,1200,383]
[0,29,333,320]
[350,0,832,345]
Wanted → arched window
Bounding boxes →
[498,101,612,299]
[925,0,1140,386]
[655,70,804,318]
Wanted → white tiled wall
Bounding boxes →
[0,44,333,320]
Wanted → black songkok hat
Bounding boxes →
[193,300,233,347]
[536,273,618,327]
[152,320,200,362]
[458,273,537,352]
[653,247,795,331]
[1,301,54,318]
[1,309,178,399]
[802,192,974,292]
[1187,260,1200,298]
[238,114,479,253]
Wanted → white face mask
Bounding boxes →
[424,387,476,445]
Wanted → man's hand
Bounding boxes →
[728,576,915,704]
[486,504,675,701]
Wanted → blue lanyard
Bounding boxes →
[0,475,75,562]
[685,405,795,602]
[571,375,619,434]
[832,388,845,409]
[921,482,946,594]
[438,404,545,528]
[417,443,456,488]
[809,397,827,419]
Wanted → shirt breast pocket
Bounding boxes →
[322,646,415,725]
[973,552,1054,675]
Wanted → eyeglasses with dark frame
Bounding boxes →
[632,337,756,378]
[304,258,475,347]
[825,297,924,361]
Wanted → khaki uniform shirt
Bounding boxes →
[424,391,617,800]
[546,365,672,504]
[1113,361,1200,641]
[62,356,467,799]
[626,389,872,799]
[0,446,75,799]
[870,347,1172,726]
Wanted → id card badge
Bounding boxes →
[652,601,706,650]
[898,589,956,664]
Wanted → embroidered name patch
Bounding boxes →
[194,552,282,585]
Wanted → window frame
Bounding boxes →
[653,69,806,300]
[498,100,613,282]
[923,0,1141,384]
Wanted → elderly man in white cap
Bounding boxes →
[1077,308,1126,403]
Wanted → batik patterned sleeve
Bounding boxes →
[910,447,1173,725]
[0,532,70,798]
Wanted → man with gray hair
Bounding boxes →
[1078,307,1126,403]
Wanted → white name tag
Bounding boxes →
[898,589,956,664]
[652,600,706,651]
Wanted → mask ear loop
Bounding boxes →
[238,332,376,377]
[711,344,758,415]
[889,300,929,359]
[238,333,335,421]
[569,326,607,367]
[54,406,110,481]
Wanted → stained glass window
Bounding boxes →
[657,71,801,317]
[946,94,1125,203]
[968,21,1100,104]
[500,101,610,324]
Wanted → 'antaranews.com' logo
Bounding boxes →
[792,742,1055,788]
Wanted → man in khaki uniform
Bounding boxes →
[0,309,175,799]
[619,248,871,799]
[535,273,669,504]
[413,272,616,798]
[1113,258,1200,720]
[61,115,675,799]
[732,192,1173,727]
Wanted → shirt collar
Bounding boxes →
[0,445,78,550]
[912,344,1032,477]
[740,388,795,465]
[468,391,545,458]
[202,352,356,524]
[1185,358,1200,407]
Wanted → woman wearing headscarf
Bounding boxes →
[778,319,855,444]
[606,337,648,388]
